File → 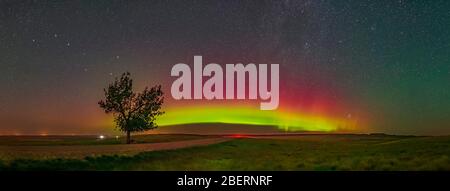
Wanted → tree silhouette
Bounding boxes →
[98,72,164,144]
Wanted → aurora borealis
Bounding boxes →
[0,0,449,135]
[157,105,356,132]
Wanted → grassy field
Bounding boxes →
[1,134,450,171]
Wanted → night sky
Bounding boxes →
[1,0,449,135]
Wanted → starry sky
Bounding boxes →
[0,0,449,135]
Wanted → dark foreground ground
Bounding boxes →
[1,134,450,170]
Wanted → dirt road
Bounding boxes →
[0,137,230,160]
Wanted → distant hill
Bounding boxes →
[148,123,325,135]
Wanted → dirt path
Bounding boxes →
[0,137,230,160]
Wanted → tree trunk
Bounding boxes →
[126,131,131,144]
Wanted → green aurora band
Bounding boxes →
[156,106,356,132]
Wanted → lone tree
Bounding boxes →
[98,72,164,144]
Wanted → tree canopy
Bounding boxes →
[98,72,164,143]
